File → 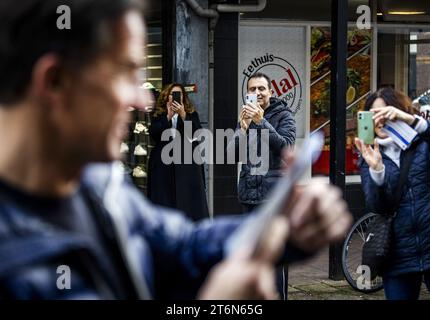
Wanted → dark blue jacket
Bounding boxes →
[359,123,430,276]
[228,98,296,205]
[0,162,306,299]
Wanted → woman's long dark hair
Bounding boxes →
[153,83,196,117]
[364,87,417,115]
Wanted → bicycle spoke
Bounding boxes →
[357,224,366,241]
[341,214,384,293]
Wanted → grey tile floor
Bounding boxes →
[288,247,430,300]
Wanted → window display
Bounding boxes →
[121,19,163,193]
[310,27,372,176]
[121,105,153,193]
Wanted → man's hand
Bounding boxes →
[166,97,175,121]
[198,255,278,300]
[285,179,352,253]
[199,147,352,299]
[198,216,288,300]
[280,150,352,253]
[172,100,186,120]
[239,107,252,132]
[243,102,264,125]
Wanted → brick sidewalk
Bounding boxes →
[287,247,430,300]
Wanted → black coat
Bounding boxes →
[228,98,296,205]
[147,111,209,221]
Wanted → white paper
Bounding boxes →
[381,120,417,150]
[224,132,324,257]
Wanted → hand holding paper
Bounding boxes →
[224,132,353,259]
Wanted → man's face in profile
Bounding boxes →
[59,11,149,163]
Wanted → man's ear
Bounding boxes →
[31,54,66,107]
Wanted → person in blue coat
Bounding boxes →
[0,0,352,300]
[355,87,430,300]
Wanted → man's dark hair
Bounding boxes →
[0,0,144,105]
[247,72,272,89]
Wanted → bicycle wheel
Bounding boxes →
[342,212,384,293]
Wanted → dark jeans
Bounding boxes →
[383,270,430,300]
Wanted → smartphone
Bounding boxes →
[358,111,375,145]
[245,93,257,106]
[172,91,181,104]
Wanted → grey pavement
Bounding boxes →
[287,247,430,300]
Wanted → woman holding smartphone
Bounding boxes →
[355,87,430,300]
[147,83,209,221]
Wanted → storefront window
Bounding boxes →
[409,30,430,102]
[144,21,163,90]
[311,24,430,177]
[377,25,430,115]
[311,27,372,176]
[122,1,163,194]
[239,0,430,179]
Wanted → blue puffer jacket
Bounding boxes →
[359,122,430,276]
[0,162,307,299]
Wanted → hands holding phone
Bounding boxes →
[166,97,175,121]
[172,101,186,120]
[372,106,415,126]
[354,106,411,171]
[243,103,264,125]
[239,94,264,132]
[239,109,252,132]
[167,93,186,121]
[354,138,383,171]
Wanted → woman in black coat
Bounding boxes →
[147,83,209,221]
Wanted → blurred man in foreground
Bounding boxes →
[0,0,351,299]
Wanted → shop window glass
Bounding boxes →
[377,26,430,116]
[121,18,163,194]
[310,26,372,176]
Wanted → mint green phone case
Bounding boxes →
[357,111,374,145]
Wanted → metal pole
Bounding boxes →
[208,29,214,219]
[329,0,347,280]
